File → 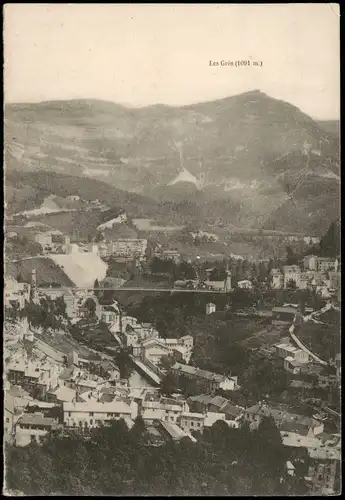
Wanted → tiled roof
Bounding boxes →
[63,401,132,414]
[172,363,226,383]
[159,421,187,440]
[220,403,242,418]
[142,409,165,420]
[75,379,98,388]
[18,413,58,427]
[209,396,228,408]
[52,386,76,403]
[280,421,310,436]
[181,412,204,419]
[188,394,214,406]
[160,397,185,407]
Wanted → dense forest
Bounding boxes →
[5,416,309,496]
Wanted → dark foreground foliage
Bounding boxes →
[5,416,308,496]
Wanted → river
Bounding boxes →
[128,368,155,389]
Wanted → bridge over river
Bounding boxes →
[129,356,161,386]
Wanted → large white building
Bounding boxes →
[63,400,138,428]
[141,394,189,425]
[304,256,337,273]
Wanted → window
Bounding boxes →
[89,412,94,417]
[6,418,10,423]
[197,422,201,427]
[107,413,113,417]
[68,412,71,417]
[191,422,194,427]
[90,419,93,425]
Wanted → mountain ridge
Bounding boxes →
[5,90,340,234]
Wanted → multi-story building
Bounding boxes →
[274,341,309,374]
[303,255,318,271]
[63,243,80,254]
[34,232,53,248]
[139,337,194,365]
[272,306,297,325]
[63,400,138,428]
[188,394,244,423]
[271,269,284,289]
[244,403,324,436]
[307,448,341,495]
[171,362,238,394]
[139,339,171,364]
[180,412,205,433]
[315,258,337,273]
[100,306,120,331]
[283,265,301,288]
[157,249,181,263]
[304,255,337,273]
[141,394,189,424]
[298,272,313,290]
[328,271,341,291]
[275,342,309,363]
[104,239,148,259]
[15,413,59,447]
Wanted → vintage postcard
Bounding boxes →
[3,3,340,496]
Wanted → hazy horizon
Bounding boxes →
[4,4,340,120]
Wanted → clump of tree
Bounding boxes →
[19,296,68,331]
[5,416,312,496]
[84,297,97,318]
[159,371,178,396]
[285,246,299,265]
[317,220,340,257]
[115,348,133,379]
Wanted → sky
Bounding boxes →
[4,3,340,119]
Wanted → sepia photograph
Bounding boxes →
[3,3,341,496]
